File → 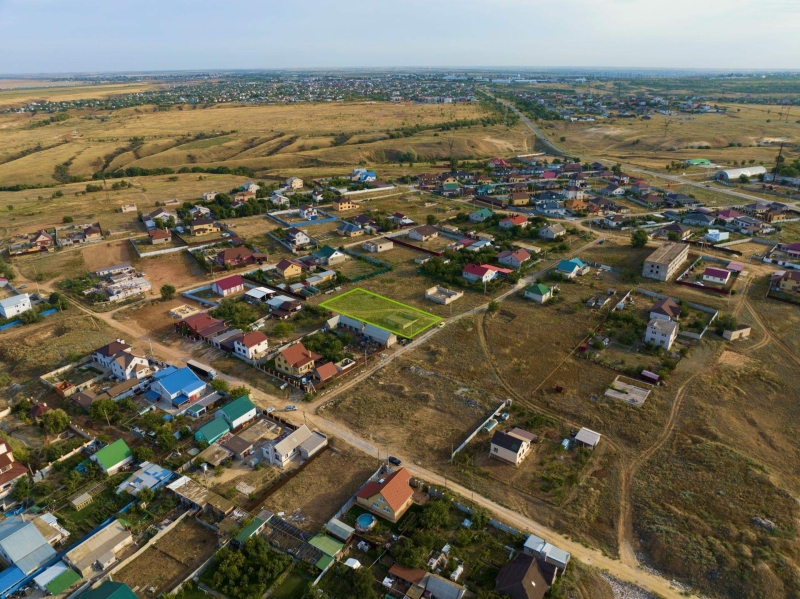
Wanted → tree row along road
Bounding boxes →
[488,91,776,205]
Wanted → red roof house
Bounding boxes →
[356,468,414,522]
[211,275,245,297]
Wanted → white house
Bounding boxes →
[704,229,729,243]
[0,294,32,319]
[201,192,218,201]
[263,425,328,468]
[539,224,566,239]
[233,331,269,360]
[287,228,311,248]
[702,267,731,285]
[299,205,318,220]
[286,177,304,189]
[645,318,679,350]
[189,205,212,218]
[241,181,259,194]
[270,193,291,207]
[110,350,150,381]
[211,275,245,297]
[489,428,536,466]
[462,264,497,284]
[215,395,257,431]
[524,283,552,303]
[408,225,439,242]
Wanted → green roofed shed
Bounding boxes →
[235,518,266,543]
[80,582,138,599]
[45,569,81,596]
[309,534,344,557]
[91,439,133,475]
[315,554,334,571]
[216,395,257,430]
[195,418,231,444]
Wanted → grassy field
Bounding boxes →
[320,288,441,337]
[0,82,157,107]
[546,103,798,170]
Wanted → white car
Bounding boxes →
[285,405,298,412]
[264,408,275,414]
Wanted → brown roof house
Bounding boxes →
[495,553,556,599]
[148,229,172,245]
[356,467,414,522]
[275,343,322,377]
[648,297,681,321]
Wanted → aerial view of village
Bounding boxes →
[0,4,799,599]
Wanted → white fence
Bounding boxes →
[450,399,512,460]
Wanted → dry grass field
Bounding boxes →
[261,438,380,532]
[547,104,798,170]
[115,518,218,596]
[0,82,156,107]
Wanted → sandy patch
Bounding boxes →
[718,350,752,367]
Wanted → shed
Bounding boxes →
[309,533,344,557]
[216,395,257,430]
[325,518,355,543]
[574,427,601,450]
[195,418,231,444]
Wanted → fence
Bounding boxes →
[265,208,339,229]
[634,287,718,339]
[128,237,225,259]
[388,235,444,257]
[341,185,396,197]
[266,231,299,253]
[340,248,394,282]
[450,399,512,460]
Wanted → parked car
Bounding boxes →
[264,407,275,413]
[285,405,298,412]
[388,456,402,466]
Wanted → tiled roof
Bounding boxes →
[356,467,413,512]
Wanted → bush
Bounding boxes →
[160,284,176,300]
[62,215,74,223]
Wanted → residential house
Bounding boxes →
[390,212,414,227]
[631,181,651,196]
[715,209,743,223]
[600,184,625,197]
[488,157,511,169]
[704,229,729,243]
[240,181,259,194]
[201,192,218,201]
[313,245,347,266]
[556,258,586,279]
[362,239,393,253]
[29,230,54,249]
[0,294,31,319]
[497,249,531,269]
[216,395,257,431]
[0,516,57,575]
[564,199,588,212]
[539,224,565,239]
[351,168,376,183]
[778,271,800,292]
[409,225,439,242]
[92,339,131,368]
[332,199,357,211]
[642,242,689,281]
[233,332,269,360]
[564,186,585,200]
[211,275,245,297]
[189,205,212,218]
[150,366,206,407]
[275,342,322,377]
[499,215,528,230]
[658,223,693,241]
[91,439,133,476]
[356,467,414,522]
[524,283,552,303]
[276,259,303,280]
[462,238,493,252]
[496,553,556,599]
[286,177,304,189]
[649,298,681,321]
[490,428,536,466]
[188,218,220,236]
[195,419,231,445]
[508,192,530,206]
[603,214,629,228]
[337,222,365,237]
[175,313,228,340]
[270,193,290,207]
[733,215,773,234]
[535,200,567,217]
[64,520,133,578]
[244,287,276,305]
[640,193,665,208]
[287,227,311,248]
[683,212,715,227]
[463,264,498,284]
[645,318,679,350]
[148,229,172,245]
[215,247,262,267]
[522,534,571,574]
[110,349,150,381]
[469,208,494,223]
[143,208,176,229]
[702,267,731,285]
[0,443,28,506]
[298,204,318,219]
[264,425,328,468]
[665,193,700,208]
[116,462,172,496]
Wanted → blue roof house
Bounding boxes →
[556,259,586,279]
[150,367,206,406]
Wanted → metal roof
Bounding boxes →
[0,517,55,573]
[93,439,132,472]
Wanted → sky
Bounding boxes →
[1,0,799,75]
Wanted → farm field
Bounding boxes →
[320,288,441,337]
[115,518,218,596]
[261,438,380,532]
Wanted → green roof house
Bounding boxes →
[312,245,347,266]
[195,418,231,444]
[215,395,257,430]
[469,208,494,223]
[91,439,133,475]
[524,283,553,304]
[80,582,138,599]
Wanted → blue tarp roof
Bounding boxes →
[156,367,205,397]
[145,390,160,401]
[0,566,25,594]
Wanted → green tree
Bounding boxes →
[350,566,378,599]
[487,300,500,313]
[90,397,119,425]
[137,486,155,504]
[419,498,451,530]
[41,408,70,435]
[426,214,438,225]
[62,215,74,223]
[160,284,176,300]
[272,322,294,337]
[64,470,84,493]
[12,477,32,502]
[48,292,69,311]
[229,385,250,399]
[210,378,230,393]
[156,426,177,451]
[132,446,155,463]
[630,228,649,248]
